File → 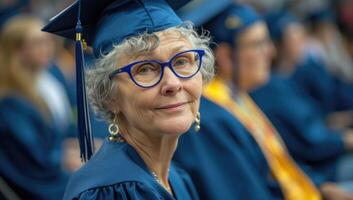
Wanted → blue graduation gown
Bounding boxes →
[63,140,199,200]
[173,97,281,200]
[251,74,345,185]
[0,95,69,200]
[291,56,353,115]
[48,63,108,139]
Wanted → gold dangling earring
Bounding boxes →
[194,111,201,132]
[108,115,123,142]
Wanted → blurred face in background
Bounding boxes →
[235,22,273,91]
[315,22,337,45]
[19,21,54,74]
[0,16,54,113]
[280,23,306,64]
[1,15,55,85]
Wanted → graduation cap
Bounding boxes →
[177,0,233,27]
[207,4,262,45]
[178,2,262,45]
[265,10,299,42]
[306,8,334,25]
[0,0,29,29]
[42,0,190,161]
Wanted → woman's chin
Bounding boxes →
[158,120,194,136]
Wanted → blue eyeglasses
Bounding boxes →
[109,49,205,88]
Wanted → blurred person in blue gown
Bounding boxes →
[303,7,353,129]
[265,10,353,125]
[174,95,277,200]
[304,7,353,84]
[43,0,216,199]
[200,4,322,200]
[0,0,93,174]
[0,15,69,200]
[251,9,353,195]
[185,2,353,199]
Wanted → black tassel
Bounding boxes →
[75,19,94,162]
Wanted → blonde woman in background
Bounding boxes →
[0,15,69,200]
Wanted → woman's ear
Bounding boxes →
[104,96,121,116]
[215,42,233,63]
[104,83,124,115]
[214,42,234,81]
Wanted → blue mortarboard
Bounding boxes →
[306,8,334,25]
[181,3,262,45]
[265,10,299,42]
[0,7,17,29]
[42,0,190,161]
[177,0,233,27]
[0,0,29,29]
[43,0,190,57]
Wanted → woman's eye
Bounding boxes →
[174,57,190,67]
[136,64,158,74]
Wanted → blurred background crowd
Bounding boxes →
[0,0,353,199]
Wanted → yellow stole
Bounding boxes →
[203,78,321,200]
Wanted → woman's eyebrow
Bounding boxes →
[170,45,188,53]
[133,45,189,61]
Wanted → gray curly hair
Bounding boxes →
[86,22,215,122]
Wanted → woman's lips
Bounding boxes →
[156,102,189,111]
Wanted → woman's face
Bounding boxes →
[113,30,203,137]
[235,22,272,91]
[282,23,306,64]
[20,22,54,73]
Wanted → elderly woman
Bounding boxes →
[44,0,214,199]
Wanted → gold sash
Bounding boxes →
[203,78,321,200]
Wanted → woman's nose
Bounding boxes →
[160,67,182,96]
